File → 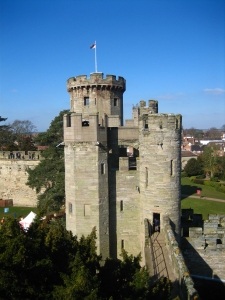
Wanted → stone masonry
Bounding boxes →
[0,151,41,207]
[64,73,182,262]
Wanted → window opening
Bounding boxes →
[114,98,118,106]
[84,97,89,106]
[129,157,137,170]
[120,200,123,211]
[82,120,89,126]
[170,160,173,176]
[145,167,148,187]
[66,114,71,127]
[121,240,124,249]
[101,163,105,174]
[69,203,72,213]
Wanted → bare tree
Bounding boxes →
[10,120,37,150]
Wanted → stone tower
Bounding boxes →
[64,73,182,262]
[64,73,126,260]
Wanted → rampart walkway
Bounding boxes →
[145,231,180,298]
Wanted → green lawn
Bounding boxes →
[181,198,225,220]
[181,177,225,220]
[181,177,225,200]
[0,206,37,220]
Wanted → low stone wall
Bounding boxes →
[0,150,43,160]
[163,216,200,300]
[0,159,39,207]
[183,214,225,280]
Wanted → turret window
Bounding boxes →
[66,114,71,127]
[69,203,72,213]
[84,97,89,106]
[120,200,123,211]
[114,98,118,106]
[101,163,105,174]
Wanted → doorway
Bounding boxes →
[153,213,160,233]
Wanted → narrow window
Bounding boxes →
[69,203,72,213]
[84,97,89,106]
[120,200,123,211]
[144,119,148,129]
[114,98,118,106]
[170,160,173,176]
[101,163,105,174]
[121,240,124,249]
[95,98,96,105]
[129,157,137,170]
[145,167,148,187]
[84,204,91,216]
[67,114,71,127]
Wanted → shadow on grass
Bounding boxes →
[181,185,202,200]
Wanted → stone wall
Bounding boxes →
[182,214,225,280]
[163,216,200,300]
[0,158,38,207]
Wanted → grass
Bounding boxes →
[181,198,225,220]
[181,177,225,200]
[181,177,225,220]
[0,206,37,220]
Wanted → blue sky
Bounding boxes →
[0,0,224,132]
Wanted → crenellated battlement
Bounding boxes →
[67,73,126,92]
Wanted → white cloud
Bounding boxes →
[204,88,225,95]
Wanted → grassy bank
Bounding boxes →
[181,177,225,200]
[181,177,225,219]
[0,206,37,220]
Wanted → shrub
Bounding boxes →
[184,158,204,177]
[210,176,219,182]
[196,174,205,179]
[190,176,197,182]
[181,171,188,177]
[204,181,219,188]
[192,179,204,185]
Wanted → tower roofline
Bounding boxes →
[67,73,126,92]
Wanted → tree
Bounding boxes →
[10,119,37,150]
[221,124,225,131]
[0,217,78,299]
[205,127,220,138]
[27,110,69,213]
[184,158,204,177]
[26,146,65,213]
[34,110,69,146]
[0,218,172,300]
[200,144,219,178]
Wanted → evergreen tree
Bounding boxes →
[0,218,172,300]
[184,158,204,177]
[26,110,69,213]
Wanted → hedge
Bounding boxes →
[191,179,225,194]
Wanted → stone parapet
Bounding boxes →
[163,216,200,300]
[67,73,126,92]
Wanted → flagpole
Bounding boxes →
[95,41,97,72]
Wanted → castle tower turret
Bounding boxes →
[138,100,182,239]
[67,73,126,127]
[64,73,126,260]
